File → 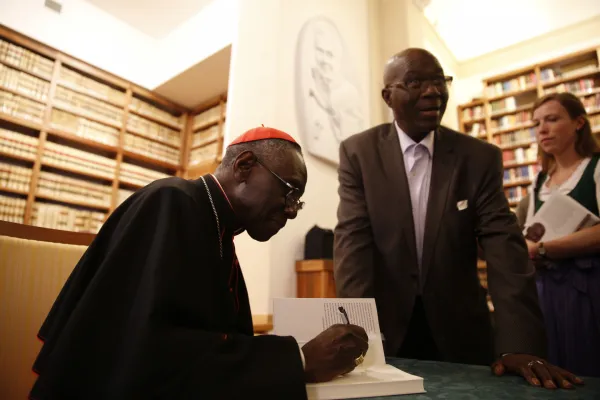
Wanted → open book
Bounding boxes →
[272,298,425,399]
[524,192,600,242]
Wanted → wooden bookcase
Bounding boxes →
[458,46,600,305]
[458,46,600,210]
[0,26,227,233]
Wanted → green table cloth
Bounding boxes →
[360,358,600,399]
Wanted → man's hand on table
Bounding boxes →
[492,354,584,389]
[302,324,369,383]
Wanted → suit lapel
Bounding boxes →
[421,127,457,284]
[378,124,418,272]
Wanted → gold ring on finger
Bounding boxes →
[354,353,365,366]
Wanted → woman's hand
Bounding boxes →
[526,239,539,259]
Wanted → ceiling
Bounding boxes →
[422,0,600,61]
[153,45,231,109]
[85,0,213,39]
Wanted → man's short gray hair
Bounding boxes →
[216,139,303,171]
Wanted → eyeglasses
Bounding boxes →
[386,75,453,92]
[254,157,305,213]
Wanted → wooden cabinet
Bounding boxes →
[296,259,336,298]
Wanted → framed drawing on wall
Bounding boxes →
[294,15,367,165]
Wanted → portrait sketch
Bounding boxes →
[294,15,366,164]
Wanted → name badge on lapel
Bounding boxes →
[457,200,468,211]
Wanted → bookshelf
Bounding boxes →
[185,96,227,179]
[0,26,227,233]
[458,46,600,210]
[458,46,600,307]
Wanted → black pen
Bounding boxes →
[338,306,350,324]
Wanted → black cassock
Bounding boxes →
[30,174,306,400]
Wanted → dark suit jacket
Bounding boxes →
[334,123,546,365]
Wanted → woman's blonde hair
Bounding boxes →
[532,92,600,173]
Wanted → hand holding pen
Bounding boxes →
[301,306,369,382]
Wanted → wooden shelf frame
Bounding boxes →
[184,94,227,179]
[0,25,227,233]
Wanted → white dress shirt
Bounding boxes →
[394,121,435,269]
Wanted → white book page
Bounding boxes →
[272,298,385,367]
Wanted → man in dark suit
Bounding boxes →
[334,48,582,390]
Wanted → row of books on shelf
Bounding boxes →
[124,133,180,165]
[129,97,184,128]
[43,140,116,180]
[485,60,599,98]
[545,78,597,96]
[462,105,484,122]
[0,191,109,233]
[0,38,54,80]
[2,67,185,148]
[0,127,38,160]
[37,170,112,208]
[467,122,485,137]
[127,113,180,147]
[492,127,535,148]
[582,93,600,113]
[3,113,181,170]
[486,72,537,97]
[59,66,125,106]
[1,89,46,123]
[120,163,170,188]
[505,185,529,205]
[540,62,599,83]
[489,96,530,115]
[189,142,219,166]
[490,111,531,132]
[464,82,598,124]
[502,144,538,166]
[51,108,119,147]
[503,164,540,185]
[0,160,170,206]
[1,126,173,186]
[54,85,122,127]
[118,188,135,206]
[191,124,220,148]
[0,160,31,193]
[1,62,49,102]
[0,194,26,224]
[193,103,223,131]
[3,35,186,132]
[32,202,105,233]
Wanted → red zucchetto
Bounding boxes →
[228,125,298,147]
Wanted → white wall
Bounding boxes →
[146,0,238,88]
[453,15,600,107]
[0,0,156,87]
[225,0,372,315]
[0,0,236,90]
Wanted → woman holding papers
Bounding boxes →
[525,92,600,377]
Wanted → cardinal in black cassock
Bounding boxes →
[29,127,315,399]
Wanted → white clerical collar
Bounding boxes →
[394,120,434,156]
